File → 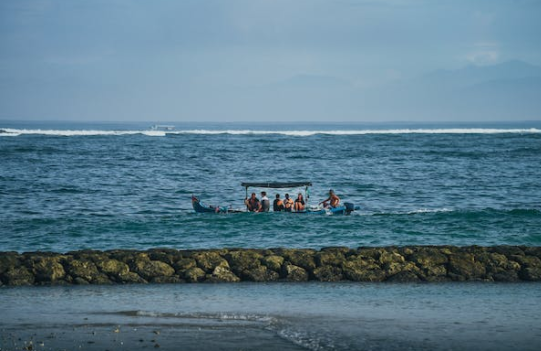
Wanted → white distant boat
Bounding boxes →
[150,124,175,131]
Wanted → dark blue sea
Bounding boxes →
[1,121,541,252]
[2,121,541,350]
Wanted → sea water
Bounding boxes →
[2,121,541,350]
[1,283,541,350]
[1,121,540,252]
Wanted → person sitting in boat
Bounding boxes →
[259,191,270,212]
[283,193,294,212]
[244,193,260,212]
[320,189,340,208]
[273,194,284,212]
[294,193,305,212]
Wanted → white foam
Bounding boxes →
[133,310,275,323]
[169,128,541,136]
[0,128,165,137]
[406,208,454,214]
[1,128,540,137]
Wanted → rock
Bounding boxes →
[386,271,421,282]
[118,272,147,284]
[383,261,419,276]
[242,266,279,282]
[66,260,101,282]
[260,255,284,272]
[492,270,520,282]
[491,246,525,257]
[31,257,65,283]
[192,252,229,273]
[511,255,541,268]
[206,266,241,283]
[74,277,90,285]
[133,259,175,280]
[150,276,185,284]
[477,252,520,281]
[147,249,181,265]
[409,247,448,266]
[523,247,541,259]
[379,250,405,265]
[357,248,385,260]
[4,267,35,286]
[282,264,309,282]
[183,267,206,283]
[285,250,317,271]
[172,258,197,273]
[95,259,129,277]
[0,252,20,274]
[342,259,386,282]
[423,265,447,278]
[519,267,541,281]
[313,266,343,282]
[315,251,346,267]
[226,251,262,275]
[93,273,113,285]
[448,253,486,281]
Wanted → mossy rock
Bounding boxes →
[207,266,241,283]
[147,249,182,265]
[172,258,197,273]
[150,275,185,284]
[226,251,262,274]
[183,267,206,283]
[66,259,101,282]
[96,258,130,277]
[4,267,35,286]
[448,253,486,280]
[315,251,346,267]
[409,248,448,267]
[192,252,229,273]
[519,267,541,281]
[284,250,317,271]
[386,271,421,282]
[0,253,20,274]
[133,259,175,280]
[242,266,280,282]
[313,266,343,282]
[32,256,66,283]
[260,255,284,272]
[282,264,309,282]
[118,272,147,284]
[379,251,405,265]
[383,261,419,276]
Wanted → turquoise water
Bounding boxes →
[2,283,541,350]
[1,121,541,252]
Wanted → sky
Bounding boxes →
[1,0,541,122]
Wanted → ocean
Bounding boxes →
[1,121,541,350]
[1,121,540,252]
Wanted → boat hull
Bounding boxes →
[192,197,358,214]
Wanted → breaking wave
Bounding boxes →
[1,128,541,137]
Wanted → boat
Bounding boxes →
[192,181,359,214]
[150,124,176,131]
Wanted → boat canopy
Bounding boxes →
[241,182,312,189]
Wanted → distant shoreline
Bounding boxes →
[1,246,540,286]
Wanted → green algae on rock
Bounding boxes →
[1,246,540,286]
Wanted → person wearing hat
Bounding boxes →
[319,189,340,208]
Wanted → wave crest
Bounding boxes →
[1,128,540,137]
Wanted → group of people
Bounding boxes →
[244,190,340,212]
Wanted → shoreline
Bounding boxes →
[1,246,540,286]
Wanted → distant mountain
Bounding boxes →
[362,60,541,121]
[417,60,541,89]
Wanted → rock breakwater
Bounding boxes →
[1,246,540,286]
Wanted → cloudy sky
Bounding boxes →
[1,0,540,122]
